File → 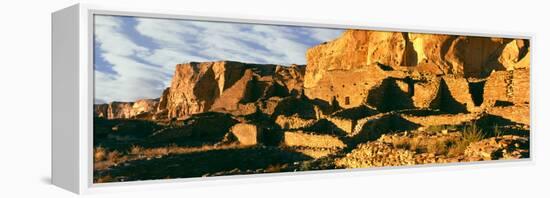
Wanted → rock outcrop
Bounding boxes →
[162,61,305,119]
[230,123,261,146]
[94,99,159,119]
[304,29,530,111]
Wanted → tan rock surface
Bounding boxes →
[464,135,529,161]
[483,68,530,107]
[304,30,529,112]
[335,142,415,168]
[230,123,261,146]
[94,99,159,119]
[162,61,306,119]
[283,131,346,149]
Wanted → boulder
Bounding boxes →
[230,123,261,146]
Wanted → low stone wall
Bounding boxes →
[483,71,510,107]
[411,76,440,108]
[441,76,475,112]
[283,131,346,149]
[512,69,530,105]
[401,113,477,127]
[326,117,355,135]
[488,105,530,126]
[275,115,316,130]
[483,68,530,107]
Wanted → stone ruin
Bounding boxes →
[303,30,530,114]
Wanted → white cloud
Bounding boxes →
[134,18,342,65]
[94,16,168,103]
[308,28,344,43]
[94,15,343,103]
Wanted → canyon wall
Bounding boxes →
[93,99,159,119]
[95,29,530,120]
[95,61,305,120]
[304,29,530,111]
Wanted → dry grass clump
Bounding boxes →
[129,145,144,155]
[448,122,485,157]
[392,136,453,156]
[94,146,107,162]
[94,146,122,163]
[107,150,121,163]
[94,146,127,170]
[265,164,289,173]
[95,174,114,183]
[393,122,486,158]
[426,140,454,156]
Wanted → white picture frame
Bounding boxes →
[52,3,534,194]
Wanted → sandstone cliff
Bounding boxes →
[160,61,305,119]
[94,99,159,119]
[304,29,530,111]
[95,29,530,120]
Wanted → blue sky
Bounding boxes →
[94,15,343,103]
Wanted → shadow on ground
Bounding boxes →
[94,146,312,183]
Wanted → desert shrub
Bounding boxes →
[427,140,453,156]
[493,124,503,138]
[391,137,426,153]
[462,123,485,143]
[409,138,426,153]
[129,145,144,155]
[144,147,169,157]
[393,139,411,150]
[95,175,114,183]
[94,146,107,162]
[265,163,288,173]
[107,150,121,163]
[448,122,485,157]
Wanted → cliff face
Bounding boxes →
[155,61,305,119]
[304,30,408,89]
[304,29,530,110]
[94,29,530,120]
[93,99,159,119]
[305,30,529,86]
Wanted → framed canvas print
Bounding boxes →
[52,4,533,194]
